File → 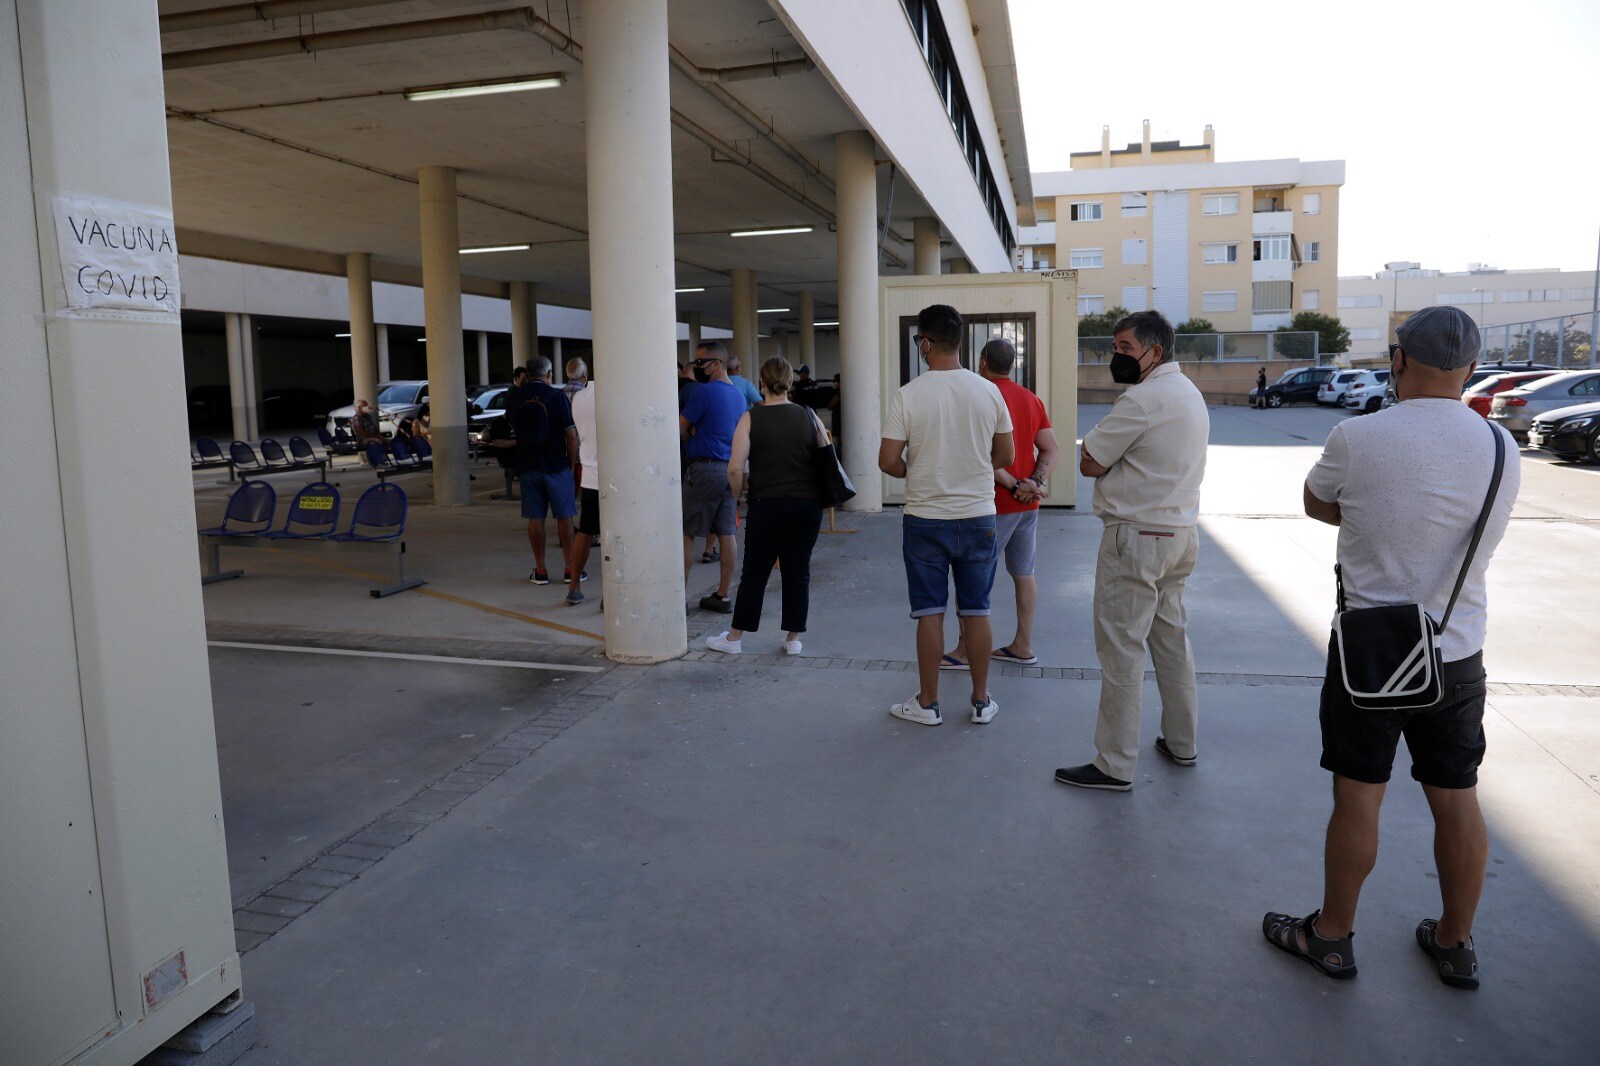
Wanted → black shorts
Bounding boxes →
[1319,637,1488,789]
[576,488,601,537]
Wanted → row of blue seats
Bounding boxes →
[364,436,433,478]
[200,480,408,543]
[192,435,329,474]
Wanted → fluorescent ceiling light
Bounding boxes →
[675,286,706,293]
[757,307,791,314]
[405,74,566,102]
[460,243,531,255]
[417,337,427,342]
[814,320,840,326]
[334,332,351,338]
[729,226,814,238]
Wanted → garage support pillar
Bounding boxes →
[418,164,470,507]
[914,217,941,275]
[686,310,702,357]
[584,0,686,663]
[835,129,881,511]
[730,267,756,365]
[376,323,391,381]
[477,331,490,387]
[510,280,537,371]
[346,252,379,414]
[224,311,259,442]
[798,290,815,370]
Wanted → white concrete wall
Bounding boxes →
[773,0,1016,273]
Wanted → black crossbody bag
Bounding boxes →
[1331,420,1505,711]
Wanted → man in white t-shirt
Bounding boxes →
[878,304,1014,727]
[1263,305,1519,990]
[564,377,599,607]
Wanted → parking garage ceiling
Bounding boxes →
[157,0,946,328]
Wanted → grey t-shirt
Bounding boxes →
[1306,398,1520,661]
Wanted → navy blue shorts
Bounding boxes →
[902,513,999,618]
[520,468,577,521]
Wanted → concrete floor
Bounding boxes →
[185,405,1599,1064]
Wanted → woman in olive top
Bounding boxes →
[706,357,825,656]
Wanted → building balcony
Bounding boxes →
[1016,221,1056,246]
[1252,210,1293,235]
[1252,259,1293,283]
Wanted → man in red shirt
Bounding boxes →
[944,338,1061,669]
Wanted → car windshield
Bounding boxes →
[377,383,424,405]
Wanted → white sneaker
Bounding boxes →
[706,632,742,654]
[889,694,941,726]
[970,695,999,724]
[782,639,803,656]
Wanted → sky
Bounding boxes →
[1008,0,1600,279]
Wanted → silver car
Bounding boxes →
[1489,370,1600,440]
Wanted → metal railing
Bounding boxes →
[1079,330,1321,364]
[1476,311,1597,368]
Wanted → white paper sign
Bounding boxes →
[53,195,181,321]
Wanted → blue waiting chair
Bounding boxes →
[193,436,229,469]
[229,440,267,479]
[259,438,293,468]
[263,482,341,540]
[389,436,422,468]
[289,436,321,465]
[331,426,357,454]
[199,481,276,537]
[331,483,408,543]
[363,438,397,474]
[412,437,434,462]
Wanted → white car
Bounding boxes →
[325,379,429,442]
[1340,369,1392,414]
[1317,369,1366,406]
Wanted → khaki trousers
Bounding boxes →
[1092,522,1199,781]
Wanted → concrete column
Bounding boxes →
[418,165,470,506]
[913,216,941,275]
[585,0,687,662]
[799,290,815,368]
[742,271,760,355]
[835,129,881,510]
[509,279,537,369]
[476,331,490,386]
[686,310,702,355]
[552,336,565,383]
[224,311,259,441]
[376,323,391,380]
[2,4,240,1061]
[730,267,755,365]
[949,257,973,275]
[346,252,379,412]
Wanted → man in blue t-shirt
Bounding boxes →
[513,356,579,586]
[679,341,745,612]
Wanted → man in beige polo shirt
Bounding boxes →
[1056,310,1209,792]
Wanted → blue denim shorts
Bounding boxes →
[520,468,578,520]
[902,513,999,618]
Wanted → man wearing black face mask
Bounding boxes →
[1057,310,1209,792]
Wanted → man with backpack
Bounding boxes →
[514,356,579,586]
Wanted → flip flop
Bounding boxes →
[939,654,970,672]
[992,646,1038,666]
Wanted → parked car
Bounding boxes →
[1528,401,1600,463]
[1463,362,1558,391]
[468,381,509,405]
[325,380,429,441]
[1340,370,1392,413]
[1488,370,1600,441]
[1317,369,1366,406]
[1462,370,1561,417]
[1256,366,1337,408]
[468,385,513,443]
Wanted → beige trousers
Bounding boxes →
[1092,522,1200,781]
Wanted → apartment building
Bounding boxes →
[1338,262,1600,360]
[1018,123,1343,333]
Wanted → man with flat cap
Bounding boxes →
[1263,305,1520,990]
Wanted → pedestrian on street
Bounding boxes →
[514,356,579,587]
[680,341,744,613]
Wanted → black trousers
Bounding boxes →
[732,496,824,633]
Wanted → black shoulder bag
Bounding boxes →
[807,407,856,508]
[1332,420,1505,710]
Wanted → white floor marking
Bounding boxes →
[208,640,606,673]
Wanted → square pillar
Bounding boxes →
[418,165,470,506]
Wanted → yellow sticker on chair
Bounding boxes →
[301,496,335,511]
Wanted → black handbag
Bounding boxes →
[1332,419,1504,710]
[807,408,855,508]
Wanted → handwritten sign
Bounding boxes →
[53,195,181,321]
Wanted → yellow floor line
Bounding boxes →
[273,554,605,641]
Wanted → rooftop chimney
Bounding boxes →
[1141,119,1151,162]
[1203,123,1214,158]
[1101,124,1111,165]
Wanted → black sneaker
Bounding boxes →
[699,593,732,614]
[1054,763,1132,792]
[529,568,550,585]
[1155,736,1196,766]
[564,569,589,582]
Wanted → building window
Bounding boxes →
[1253,236,1291,262]
[1304,241,1321,263]
[1302,192,1321,215]
[1034,256,1051,270]
[1252,281,1292,313]
[1303,288,1321,310]
[1349,328,1384,340]
[1202,193,1240,216]
[1069,201,1103,222]
[1202,291,1237,313]
[1202,242,1238,264]
[1337,294,1383,308]
[1121,238,1147,266]
[1543,289,1561,301]
[1502,290,1529,303]
[1069,248,1104,269]
[1078,295,1104,316]
[1121,192,1147,217]
[1034,201,1055,222]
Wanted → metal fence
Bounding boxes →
[1079,330,1322,364]
[1477,311,1597,368]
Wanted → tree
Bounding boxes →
[1077,305,1129,337]
[1277,311,1350,358]
[1175,317,1216,334]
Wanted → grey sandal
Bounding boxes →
[1416,919,1479,990]
[1262,909,1357,980]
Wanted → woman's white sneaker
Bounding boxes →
[889,694,941,726]
[970,696,999,724]
[706,632,742,654]
[782,639,803,656]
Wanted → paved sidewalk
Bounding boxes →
[185,407,1599,1064]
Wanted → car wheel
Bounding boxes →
[1366,398,1381,413]
[1589,429,1600,464]
[1267,393,1282,408]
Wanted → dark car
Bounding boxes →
[1528,400,1600,463]
[1257,366,1337,408]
